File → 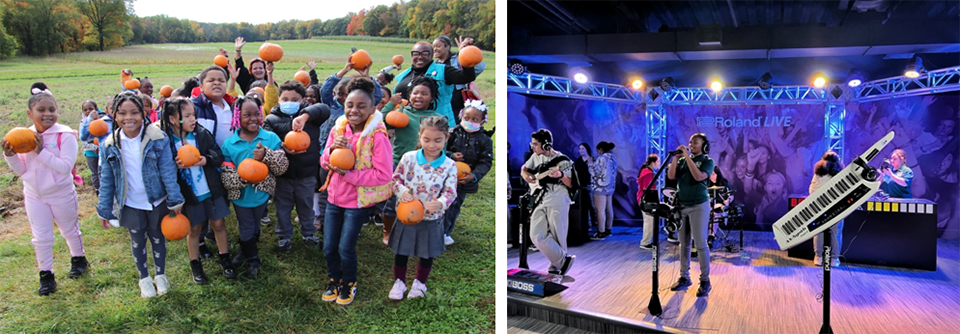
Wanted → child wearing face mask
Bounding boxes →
[377,76,443,245]
[262,80,331,253]
[440,100,492,246]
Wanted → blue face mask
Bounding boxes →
[461,120,482,132]
[279,102,300,115]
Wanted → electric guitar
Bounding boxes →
[522,156,574,210]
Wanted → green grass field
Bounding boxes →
[0,37,496,333]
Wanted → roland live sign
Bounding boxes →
[698,116,793,128]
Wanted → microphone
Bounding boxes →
[668,149,683,156]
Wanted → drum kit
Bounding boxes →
[660,185,744,252]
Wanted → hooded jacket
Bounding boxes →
[262,103,331,180]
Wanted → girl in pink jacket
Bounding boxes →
[1,86,87,296]
[318,77,393,306]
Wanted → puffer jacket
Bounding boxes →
[445,125,493,193]
[589,152,619,196]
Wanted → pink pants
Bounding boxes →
[24,191,85,272]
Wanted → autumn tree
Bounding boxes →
[77,0,132,51]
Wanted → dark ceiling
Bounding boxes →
[508,0,960,87]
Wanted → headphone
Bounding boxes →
[533,129,553,151]
[692,133,710,154]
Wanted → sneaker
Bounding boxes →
[696,280,712,297]
[139,277,157,298]
[38,271,57,296]
[277,239,292,253]
[197,242,213,259]
[831,258,841,268]
[814,256,823,267]
[443,235,454,246]
[559,255,576,276]
[590,232,606,240]
[528,245,538,252]
[68,256,88,278]
[218,253,237,279]
[302,235,320,246]
[407,279,427,299]
[388,278,406,300]
[261,216,271,226]
[322,279,340,302]
[639,243,653,250]
[372,215,384,227]
[669,277,692,291]
[337,281,357,305]
[602,231,612,238]
[190,259,209,284]
[154,274,169,296]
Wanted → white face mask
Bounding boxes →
[461,120,482,132]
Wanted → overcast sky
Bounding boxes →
[131,0,400,24]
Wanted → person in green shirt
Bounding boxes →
[666,133,715,297]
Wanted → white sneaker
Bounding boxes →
[388,279,406,300]
[814,256,823,267]
[408,279,427,298]
[444,235,454,246]
[139,277,157,298]
[154,274,169,296]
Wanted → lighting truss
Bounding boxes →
[645,102,667,189]
[662,86,830,105]
[855,66,960,102]
[825,102,846,161]
[507,72,643,103]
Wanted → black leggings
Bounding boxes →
[395,254,433,268]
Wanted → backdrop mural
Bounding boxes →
[507,91,960,239]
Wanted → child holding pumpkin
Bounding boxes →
[158,97,237,283]
[219,96,289,279]
[378,76,443,245]
[388,116,458,300]
[262,80,331,253]
[79,100,105,193]
[96,91,184,298]
[318,76,393,305]
[441,100,493,245]
[2,88,88,296]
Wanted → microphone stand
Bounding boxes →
[640,153,680,317]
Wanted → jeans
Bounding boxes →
[678,201,711,282]
[323,204,371,283]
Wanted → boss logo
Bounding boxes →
[508,279,535,292]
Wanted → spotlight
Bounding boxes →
[509,59,526,76]
[660,77,675,91]
[574,72,588,83]
[710,80,723,92]
[631,79,644,90]
[758,72,773,90]
[905,55,924,78]
[847,69,865,87]
[813,72,827,88]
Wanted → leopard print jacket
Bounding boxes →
[220,148,289,201]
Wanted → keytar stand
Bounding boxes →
[820,228,833,334]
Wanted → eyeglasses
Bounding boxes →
[411,51,432,58]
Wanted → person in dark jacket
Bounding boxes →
[442,99,493,246]
[262,80,331,253]
[158,97,236,283]
[227,37,267,95]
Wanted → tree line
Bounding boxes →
[0,0,494,59]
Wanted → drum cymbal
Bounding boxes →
[707,186,727,191]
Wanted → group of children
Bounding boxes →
[4,47,491,306]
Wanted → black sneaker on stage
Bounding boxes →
[696,280,712,297]
[559,255,576,275]
[68,256,88,278]
[590,232,606,240]
[602,231,612,238]
[639,243,653,250]
[38,271,57,296]
[669,277,692,291]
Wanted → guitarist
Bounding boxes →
[667,133,715,297]
[520,129,576,276]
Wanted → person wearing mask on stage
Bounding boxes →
[810,151,844,268]
[880,149,913,198]
[521,129,576,277]
[667,133,715,297]
[636,154,660,249]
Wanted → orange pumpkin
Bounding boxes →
[3,128,37,154]
[238,158,269,183]
[397,200,425,225]
[88,119,109,137]
[124,79,141,90]
[284,131,310,151]
[161,212,190,241]
[350,49,372,70]
[458,46,483,68]
[330,148,355,170]
[392,55,404,66]
[159,85,173,98]
[456,161,472,179]
[214,55,228,67]
[259,43,284,62]
[385,111,409,128]
[177,144,201,167]
[294,70,310,87]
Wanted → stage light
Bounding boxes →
[905,55,924,78]
[509,59,526,75]
[813,72,827,88]
[660,77,675,91]
[631,79,643,90]
[573,72,588,83]
[758,72,773,90]
[847,69,865,87]
[710,80,723,92]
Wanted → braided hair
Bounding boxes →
[160,97,196,157]
[408,76,439,110]
[111,91,146,150]
[231,95,263,132]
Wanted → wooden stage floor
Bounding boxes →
[507,227,960,334]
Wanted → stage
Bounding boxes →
[507,227,960,334]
